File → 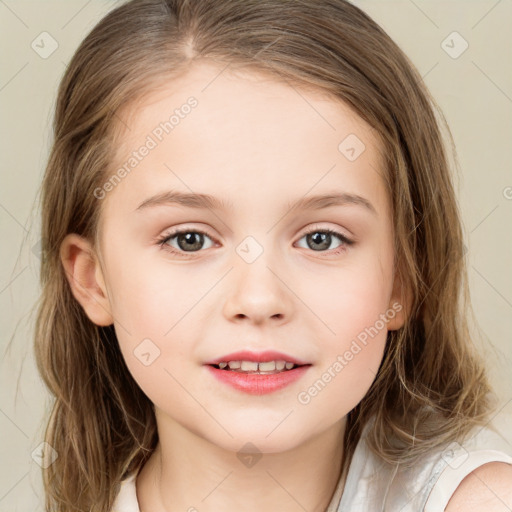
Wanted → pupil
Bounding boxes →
[177,232,203,251]
[308,232,330,251]
[176,232,331,252]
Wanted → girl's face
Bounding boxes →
[83,62,405,452]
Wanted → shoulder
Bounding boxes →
[111,472,140,512]
[445,461,512,511]
[335,416,512,512]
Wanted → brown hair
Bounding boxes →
[34,0,495,510]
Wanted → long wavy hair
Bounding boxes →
[34,0,495,510]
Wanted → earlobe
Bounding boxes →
[59,233,114,326]
[387,268,412,331]
[387,302,406,331]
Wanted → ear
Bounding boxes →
[386,264,412,331]
[59,233,114,326]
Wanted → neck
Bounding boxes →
[136,413,347,512]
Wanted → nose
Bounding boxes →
[222,256,294,326]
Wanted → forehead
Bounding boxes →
[102,61,388,221]
[113,61,383,156]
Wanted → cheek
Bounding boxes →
[293,252,392,406]
[300,251,393,342]
[296,336,386,431]
[296,278,390,421]
[108,251,221,389]
[107,248,205,336]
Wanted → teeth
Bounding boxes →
[240,361,258,371]
[258,361,276,371]
[216,360,298,372]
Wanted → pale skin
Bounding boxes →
[60,62,512,511]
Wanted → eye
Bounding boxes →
[295,226,354,255]
[156,228,216,257]
[155,224,354,258]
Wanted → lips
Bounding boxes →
[204,350,312,395]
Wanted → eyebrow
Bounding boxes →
[135,191,234,212]
[286,193,377,216]
[135,190,377,216]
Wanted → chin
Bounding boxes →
[199,423,311,455]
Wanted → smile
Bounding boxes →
[213,360,299,373]
[206,363,311,395]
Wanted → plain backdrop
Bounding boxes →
[1,1,511,510]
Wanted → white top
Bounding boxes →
[111,419,512,512]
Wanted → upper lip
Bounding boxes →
[205,350,310,366]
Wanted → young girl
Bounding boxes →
[34,0,512,511]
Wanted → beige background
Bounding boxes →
[1,1,511,510]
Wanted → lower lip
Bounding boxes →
[205,365,311,395]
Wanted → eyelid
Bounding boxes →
[298,223,354,244]
[156,225,218,245]
[157,223,352,242]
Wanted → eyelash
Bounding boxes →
[155,225,354,259]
